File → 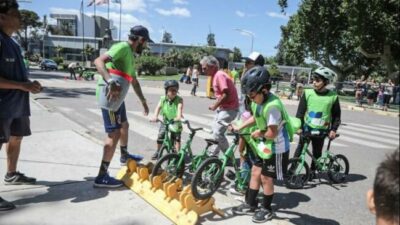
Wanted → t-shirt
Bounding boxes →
[105,42,136,77]
[68,62,77,69]
[212,70,239,110]
[266,107,290,154]
[0,31,30,119]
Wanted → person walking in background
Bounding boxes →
[185,66,192,84]
[68,62,79,80]
[0,0,43,210]
[383,79,394,111]
[190,64,199,96]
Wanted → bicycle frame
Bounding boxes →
[298,135,335,173]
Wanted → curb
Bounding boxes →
[346,104,399,117]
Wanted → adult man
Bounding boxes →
[93,25,152,188]
[68,62,79,80]
[0,0,42,210]
[367,149,399,225]
[200,56,239,156]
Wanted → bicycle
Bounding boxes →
[152,119,179,160]
[285,131,349,189]
[150,120,213,180]
[190,121,256,200]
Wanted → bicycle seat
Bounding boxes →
[205,139,219,145]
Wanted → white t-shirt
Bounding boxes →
[192,69,199,79]
[267,107,290,154]
[68,62,77,69]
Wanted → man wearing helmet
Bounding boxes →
[150,80,183,160]
[294,67,341,180]
[231,66,294,222]
[200,56,239,156]
[93,25,152,188]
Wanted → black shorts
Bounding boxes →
[0,117,31,144]
[261,152,289,180]
[383,94,392,104]
[157,124,181,144]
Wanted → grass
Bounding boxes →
[138,74,181,81]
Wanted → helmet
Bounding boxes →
[241,66,270,95]
[164,80,179,91]
[313,67,336,82]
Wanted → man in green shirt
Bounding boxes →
[93,25,152,188]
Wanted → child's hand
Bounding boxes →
[149,117,158,122]
[251,130,265,139]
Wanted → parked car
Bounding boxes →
[40,59,58,70]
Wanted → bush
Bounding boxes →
[51,57,64,65]
[136,56,165,75]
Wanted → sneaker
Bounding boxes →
[120,153,144,165]
[4,172,36,185]
[252,207,275,223]
[232,203,257,215]
[229,186,246,196]
[93,173,124,188]
[151,151,159,160]
[0,197,15,211]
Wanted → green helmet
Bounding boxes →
[313,67,336,82]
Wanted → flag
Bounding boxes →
[112,0,121,3]
[87,0,95,6]
[95,0,109,5]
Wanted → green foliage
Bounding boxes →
[55,45,63,58]
[207,33,216,46]
[162,32,173,43]
[163,46,216,69]
[82,44,95,61]
[268,64,281,77]
[51,57,63,65]
[232,47,242,62]
[136,55,166,75]
[18,9,42,51]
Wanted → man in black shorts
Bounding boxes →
[0,0,42,211]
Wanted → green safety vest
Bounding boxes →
[304,89,337,130]
[250,94,295,159]
[160,96,182,132]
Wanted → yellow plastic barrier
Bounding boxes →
[116,160,224,225]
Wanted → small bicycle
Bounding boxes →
[190,121,255,200]
[150,120,213,180]
[152,119,179,160]
[285,131,350,189]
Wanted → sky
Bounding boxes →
[18,0,301,57]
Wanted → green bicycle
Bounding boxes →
[150,120,213,180]
[152,119,179,160]
[190,121,255,200]
[285,131,350,189]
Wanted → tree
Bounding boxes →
[232,47,242,62]
[276,0,399,81]
[136,56,165,75]
[55,45,63,58]
[18,10,42,51]
[83,44,95,61]
[161,31,173,43]
[207,33,216,46]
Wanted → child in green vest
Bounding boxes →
[231,66,293,223]
[150,80,183,160]
[294,67,341,180]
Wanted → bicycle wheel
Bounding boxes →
[151,153,184,179]
[191,157,224,200]
[157,143,173,160]
[285,158,309,189]
[328,154,349,183]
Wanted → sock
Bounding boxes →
[246,188,259,207]
[98,161,110,177]
[6,172,16,177]
[263,194,274,210]
[120,146,128,157]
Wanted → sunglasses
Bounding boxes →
[247,92,257,100]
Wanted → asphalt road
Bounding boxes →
[29,69,399,225]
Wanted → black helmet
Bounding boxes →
[241,66,270,94]
[164,80,179,90]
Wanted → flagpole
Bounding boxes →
[107,0,110,29]
[81,0,85,64]
[119,0,122,41]
[94,3,97,52]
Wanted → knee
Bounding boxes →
[9,136,23,143]
[121,122,129,130]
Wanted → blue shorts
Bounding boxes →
[101,102,127,133]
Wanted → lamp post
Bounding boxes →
[234,28,254,53]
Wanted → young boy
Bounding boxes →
[150,80,183,160]
[367,149,399,225]
[231,66,294,223]
[294,67,341,180]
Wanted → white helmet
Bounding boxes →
[314,67,337,82]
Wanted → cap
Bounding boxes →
[129,25,154,43]
[242,52,265,66]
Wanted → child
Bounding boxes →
[367,149,399,225]
[150,80,183,160]
[191,65,199,96]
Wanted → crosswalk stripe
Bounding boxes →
[338,129,397,146]
[344,122,399,135]
[341,126,399,140]
[336,135,392,149]
[373,124,400,130]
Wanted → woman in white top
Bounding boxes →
[191,65,199,96]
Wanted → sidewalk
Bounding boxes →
[0,99,296,225]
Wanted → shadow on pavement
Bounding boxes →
[11,177,124,206]
[40,87,95,98]
[29,73,66,80]
[276,210,340,225]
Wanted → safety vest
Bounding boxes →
[160,96,182,132]
[250,94,294,159]
[304,89,337,130]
